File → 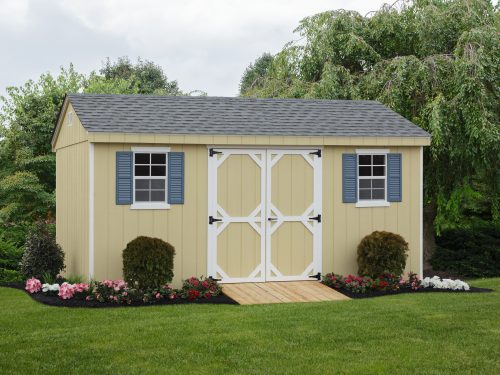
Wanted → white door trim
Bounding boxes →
[207,147,322,283]
[265,149,322,282]
[207,148,266,283]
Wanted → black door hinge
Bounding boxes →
[209,148,223,157]
[309,214,321,223]
[310,149,321,157]
[209,276,221,282]
[209,216,223,225]
[309,272,321,280]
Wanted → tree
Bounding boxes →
[96,57,182,95]
[241,0,500,263]
[239,53,274,94]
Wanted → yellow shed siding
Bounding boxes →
[87,143,421,287]
[55,106,89,278]
[53,103,88,150]
[93,144,208,286]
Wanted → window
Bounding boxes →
[66,111,73,126]
[131,147,170,209]
[356,149,390,207]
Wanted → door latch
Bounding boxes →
[267,217,278,221]
[309,214,321,223]
[209,216,223,225]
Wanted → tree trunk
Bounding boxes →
[423,201,437,274]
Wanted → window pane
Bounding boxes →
[151,179,165,189]
[359,189,371,200]
[135,179,150,189]
[359,155,371,165]
[151,190,165,202]
[151,166,166,176]
[151,153,166,164]
[135,190,149,202]
[372,179,384,188]
[359,166,371,176]
[372,189,385,199]
[373,166,385,176]
[135,165,150,176]
[135,153,150,164]
[359,179,371,188]
[373,155,385,165]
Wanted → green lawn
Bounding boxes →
[0,279,499,375]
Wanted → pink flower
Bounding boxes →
[86,296,91,301]
[58,283,75,299]
[156,293,161,299]
[25,278,42,293]
[122,291,128,297]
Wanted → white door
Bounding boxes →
[208,148,322,283]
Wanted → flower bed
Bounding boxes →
[322,273,491,299]
[19,276,237,307]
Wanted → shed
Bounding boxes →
[52,94,430,286]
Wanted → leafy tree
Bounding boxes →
[239,53,274,94]
[97,57,182,95]
[241,0,500,261]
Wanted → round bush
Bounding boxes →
[122,236,175,289]
[20,222,65,280]
[357,231,408,277]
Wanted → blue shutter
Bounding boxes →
[168,152,184,204]
[116,152,133,205]
[342,154,357,203]
[387,153,402,202]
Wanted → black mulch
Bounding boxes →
[1,282,239,308]
[330,285,493,299]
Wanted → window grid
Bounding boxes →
[358,154,387,201]
[133,152,167,203]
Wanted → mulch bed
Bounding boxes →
[1,282,239,308]
[331,285,493,299]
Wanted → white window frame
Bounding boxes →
[130,146,170,210]
[355,149,390,208]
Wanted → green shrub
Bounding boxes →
[357,231,409,277]
[0,268,23,283]
[122,236,175,289]
[20,222,65,280]
[431,226,500,278]
[0,236,23,271]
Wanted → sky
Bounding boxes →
[0,0,388,97]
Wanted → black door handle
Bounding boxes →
[309,214,321,223]
[268,217,277,221]
[209,216,223,225]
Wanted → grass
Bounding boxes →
[0,279,499,375]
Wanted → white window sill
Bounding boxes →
[356,200,390,208]
[130,203,171,210]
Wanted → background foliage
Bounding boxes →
[240,0,499,265]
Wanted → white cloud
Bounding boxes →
[1,0,387,97]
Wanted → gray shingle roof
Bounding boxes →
[66,94,430,138]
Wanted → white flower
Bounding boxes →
[422,276,470,290]
[42,283,60,292]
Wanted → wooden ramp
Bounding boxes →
[222,281,350,305]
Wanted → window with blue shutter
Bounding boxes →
[342,154,357,203]
[387,153,402,202]
[168,152,184,204]
[116,152,133,205]
[116,148,185,208]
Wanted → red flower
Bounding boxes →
[202,281,209,289]
[188,290,200,300]
[204,292,212,299]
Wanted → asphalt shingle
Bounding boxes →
[66,94,430,138]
